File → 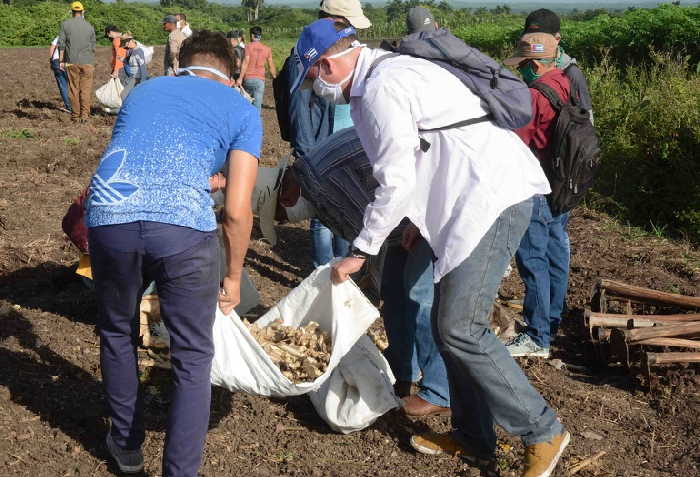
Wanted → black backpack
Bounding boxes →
[531,82,601,215]
[272,52,293,142]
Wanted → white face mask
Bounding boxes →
[312,47,358,105]
[176,65,231,84]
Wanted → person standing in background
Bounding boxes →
[227,30,245,81]
[237,26,276,112]
[58,1,95,123]
[104,25,126,79]
[378,5,451,418]
[119,36,149,100]
[505,33,574,359]
[163,15,186,76]
[283,0,371,267]
[176,13,192,38]
[49,36,72,113]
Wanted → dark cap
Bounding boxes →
[524,9,560,35]
[407,6,436,34]
[162,15,178,24]
[226,30,241,39]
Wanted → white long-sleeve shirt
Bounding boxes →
[349,48,551,282]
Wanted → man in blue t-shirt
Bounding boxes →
[85,31,261,477]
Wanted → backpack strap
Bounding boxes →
[366,52,401,80]
[366,52,493,152]
[531,82,564,112]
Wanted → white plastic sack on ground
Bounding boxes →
[95,77,123,109]
[210,264,379,397]
[309,335,401,434]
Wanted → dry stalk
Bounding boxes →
[245,319,331,383]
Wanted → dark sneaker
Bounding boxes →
[522,431,571,477]
[506,333,550,358]
[105,432,144,474]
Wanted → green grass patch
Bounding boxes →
[2,128,36,139]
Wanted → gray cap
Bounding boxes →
[162,15,178,24]
[407,6,436,34]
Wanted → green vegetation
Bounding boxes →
[1,1,699,241]
[1,128,36,139]
[586,53,700,242]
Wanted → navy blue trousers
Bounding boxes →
[89,221,219,477]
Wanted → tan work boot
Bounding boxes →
[411,433,499,476]
[411,432,466,456]
[522,431,571,477]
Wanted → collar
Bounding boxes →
[349,48,392,99]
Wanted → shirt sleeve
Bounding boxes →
[352,81,420,255]
[287,57,329,158]
[230,105,263,159]
[565,65,593,113]
[515,90,538,146]
[58,24,66,51]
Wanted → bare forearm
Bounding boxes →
[222,211,253,282]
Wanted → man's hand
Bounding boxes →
[401,223,421,251]
[209,172,226,192]
[218,276,241,315]
[331,256,365,284]
[59,62,66,71]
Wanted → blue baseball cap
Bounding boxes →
[289,19,357,94]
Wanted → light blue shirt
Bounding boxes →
[332,104,354,133]
[86,76,262,232]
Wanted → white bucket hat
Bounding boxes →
[251,156,290,246]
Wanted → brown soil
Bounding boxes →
[1,46,699,477]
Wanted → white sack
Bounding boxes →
[210,264,379,397]
[309,335,401,434]
[95,77,123,109]
[136,42,154,64]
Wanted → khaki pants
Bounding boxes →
[67,64,95,120]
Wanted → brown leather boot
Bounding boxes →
[402,395,451,417]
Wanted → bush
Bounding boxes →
[588,54,700,241]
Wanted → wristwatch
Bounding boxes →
[348,245,370,260]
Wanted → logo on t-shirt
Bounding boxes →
[89,149,138,206]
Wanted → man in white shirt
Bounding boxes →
[49,36,72,113]
[290,19,570,477]
[176,12,193,38]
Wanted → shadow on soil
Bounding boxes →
[0,261,97,325]
[0,271,236,475]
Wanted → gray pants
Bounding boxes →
[433,197,564,456]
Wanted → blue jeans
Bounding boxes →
[89,221,219,477]
[243,78,265,112]
[50,59,71,111]
[310,217,350,267]
[515,195,570,348]
[381,239,450,407]
[433,198,563,456]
